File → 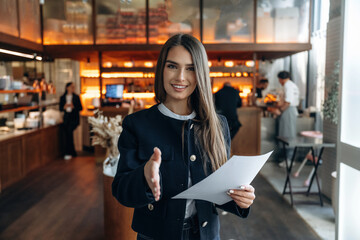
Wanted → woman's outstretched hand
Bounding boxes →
[227,185,256,209]
[144,147,162,201]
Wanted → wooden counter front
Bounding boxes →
[231,107,262,156]
[0,125,61,192]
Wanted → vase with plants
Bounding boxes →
[88,109,123,177]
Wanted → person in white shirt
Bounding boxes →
[270,71,299,167]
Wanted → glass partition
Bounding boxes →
[43,0,93,44]
[19,0,41,43]
[203,0,254,43]
[0,0,19,37]
[257,0,310,43]
[96,0,146,44]
[149,0,200,44]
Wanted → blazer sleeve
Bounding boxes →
[59,95,65,112]
[112,115,157,208]
[73,94,83,112]
[216,114,250,218]
[237,92,242,108]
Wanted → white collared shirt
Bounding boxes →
[283,80,300,106]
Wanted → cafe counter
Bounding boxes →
[0,124,61,192]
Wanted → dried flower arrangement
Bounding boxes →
[88,109,123,160]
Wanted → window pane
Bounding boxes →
[203,0,254,43]
[149,0,200,44]
[96,0,146,44]
[0,0,18,37]
[19,0,41,43]
[43,0,93,45]
[257,0,310,43]
[340,0,360,148]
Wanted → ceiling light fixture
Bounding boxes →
[124,61,134,68]
[245,60,255,67]
[224,61,234,67]
[144,62,154,68]
[0,48,42,60]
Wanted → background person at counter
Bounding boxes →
[268,71,299,167]
[256,78,269,99]
[214,82,242,139]
[59,82,83,160]
[112,34,255,240]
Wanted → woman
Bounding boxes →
[59,82,83,160]
[112,34,255,240]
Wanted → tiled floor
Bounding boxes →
[260,161,335,240]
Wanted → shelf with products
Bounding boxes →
[0,90,41,94]
[0,89,41,114]
[0,89,59,129]
[0,105,40,114]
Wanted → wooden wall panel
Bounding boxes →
[0,138,23,190]
[231,107,262,156]
[41,126,60,164]
[23,132,42,173]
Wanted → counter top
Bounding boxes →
[81,110,95,117]
[0,124,59,142]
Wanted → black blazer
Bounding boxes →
[214,86,242,139]
[59,93,83,127]
[112,105,249,240]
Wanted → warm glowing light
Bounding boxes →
[124,62,134,68]
[209,72,224,77]
[236,72,242,77]
[224,61,234,67]
[243,72,249,77]
[103,62,112,68]
[82,86,101,99]
[208,61,212,67]
[231,73,235,77]
[240,88,252,97]
[212,87,219,93]
[102,72,144,78]
[0,48,42,60]
[81,69,100,77]
[123,92,155,99]
[245,60,255,67]
[224,73,231,77]
[144,62,154,68]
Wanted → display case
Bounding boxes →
[96,0,146,44]
[0,0,19,37]
[203,0,254,43]
[42,0,312,45]
[43,0,93,44]
[148,0,200,44]
[19,0,42,43]
[256,0,310,43]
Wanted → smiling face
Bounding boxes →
[163,45,197,111]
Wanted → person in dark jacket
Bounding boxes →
[59,82,83,160]
[112,34,255,240]
[214,82,242,139]
[255,78,269,99]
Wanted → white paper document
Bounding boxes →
[172,151,273,205]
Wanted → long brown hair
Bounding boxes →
[154,34,228,171]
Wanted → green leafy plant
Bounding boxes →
[322,60,340,125]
